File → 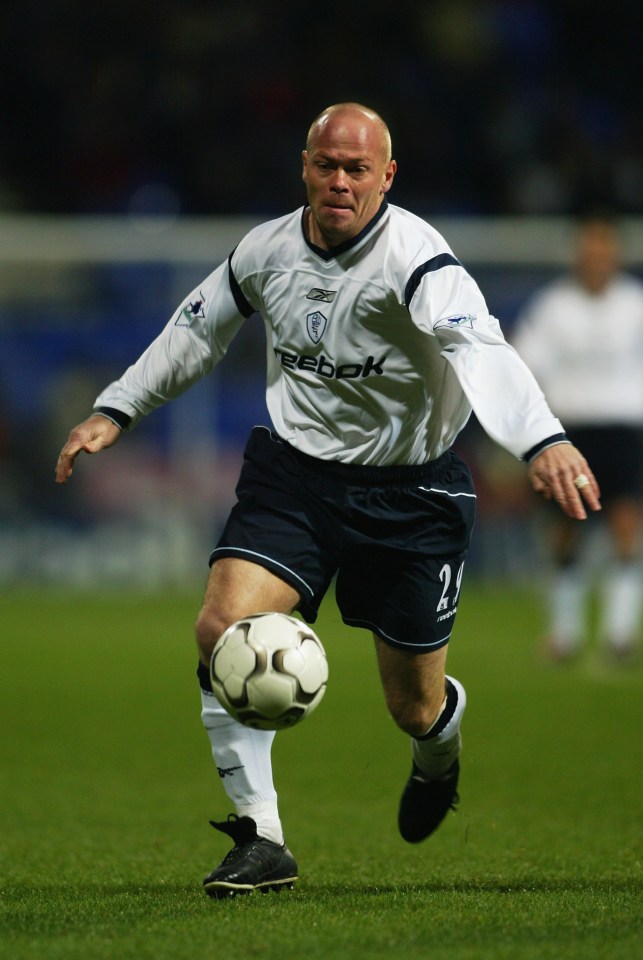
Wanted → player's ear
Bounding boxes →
[381,159,397,195]
[302,150,309,184]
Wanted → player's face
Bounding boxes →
[302,112,396,250]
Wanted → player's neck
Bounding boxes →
[303,208,332,251]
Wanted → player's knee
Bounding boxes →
[194,606,228,663]
[388,697,442,738]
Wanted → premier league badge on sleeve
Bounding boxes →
[434,314,475,331]
[176,292,207,327]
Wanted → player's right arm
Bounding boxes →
[55,255,251,483]
[93,258,248,428]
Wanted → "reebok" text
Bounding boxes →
[275,350,386,380]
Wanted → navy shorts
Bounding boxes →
[211,427,477,651]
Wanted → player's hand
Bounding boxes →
[527,443,601,519]
[55,414,122,484]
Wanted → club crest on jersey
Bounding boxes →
[307,310,328,344]
[434,314,475,330]
[176,292,206,327]
[306,287,337,303]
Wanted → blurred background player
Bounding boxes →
[513,215,643,661]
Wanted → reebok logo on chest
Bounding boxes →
[274,350,386,380]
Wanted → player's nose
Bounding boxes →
[330,168,348,191]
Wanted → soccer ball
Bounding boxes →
[210,613,329,730]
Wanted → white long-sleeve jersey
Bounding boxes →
[513,273,643,427]
[95,201,565,466]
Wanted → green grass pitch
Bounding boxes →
[0,584,641,959]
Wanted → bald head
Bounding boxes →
[306,103,392,164]
[302,102,397,251]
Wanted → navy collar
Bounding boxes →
[301,199,389,261]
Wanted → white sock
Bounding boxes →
[601,562,642,651]
[412,676,466,780]
[200,690,284,844]
[549,566,587,654]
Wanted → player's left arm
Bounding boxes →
[411,265,563,458]
[407,259,600,519]
[441,324,601,519]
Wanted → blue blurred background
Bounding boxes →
[1,1,642,587]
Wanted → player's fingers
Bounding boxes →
[559,483,588,520]
[534,460,588,519]
[55,416,121,484]
[578,464,601,506]
[578,481,601,513]
[55,441,83,483]
[55,428,102,483]
[529,473,551,500]
[556,468,603,519]
[545,470,587,520]
[567,463,601,515]
[529,445,602,519]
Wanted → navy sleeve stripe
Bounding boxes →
[522,433,569,462]
[404,253,462,307]
[228,253,256,318]
[95,406,132,430]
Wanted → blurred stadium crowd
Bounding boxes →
[2,0,642,218]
